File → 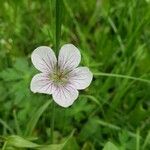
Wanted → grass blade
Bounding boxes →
[136,129,140,150]
[94,72,150,84]
[0,118,14,134]
[25,100,52,136]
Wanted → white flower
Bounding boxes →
[30,44,93,107]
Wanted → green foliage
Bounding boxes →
[0,0,150,149]
[4,131,74,150]
[103,142,118,150]
[25,100,52,136]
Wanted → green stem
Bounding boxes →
[50,0,62,143]
[136,129,140,150]
[2,141,7,150]
[93,72,150,84]
[55,0,62,54]
[13,109,21,135]
[50,101,55,143]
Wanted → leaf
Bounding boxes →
[79,117,101,142]
[62,137,80,150]
[5,130,75,149]
[7,135,40,148]
[0,68,21,81]
[82,142,95,150]
[0,118,14,134]
[6,137,63,149]
[142,130,150,149]
[36,144,64,150]
[129,103,149,126]
[25,100,52,135]
[37,130,75,150]
[103,142,119,150]
[13,58,29,73]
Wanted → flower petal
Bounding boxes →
[30,73,54,94]
[58,44,81,71]
[52,84,79,107]
[31,46,57,73]
[68,67,93,90]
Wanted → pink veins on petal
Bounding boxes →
[30,44,93,107]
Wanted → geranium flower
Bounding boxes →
[30,44,93,107]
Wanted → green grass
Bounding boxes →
[0,0,150,149]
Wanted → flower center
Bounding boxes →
[50,68,68,85]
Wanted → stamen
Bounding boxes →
[49,68,68,86]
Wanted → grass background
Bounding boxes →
[0,0,150,149]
